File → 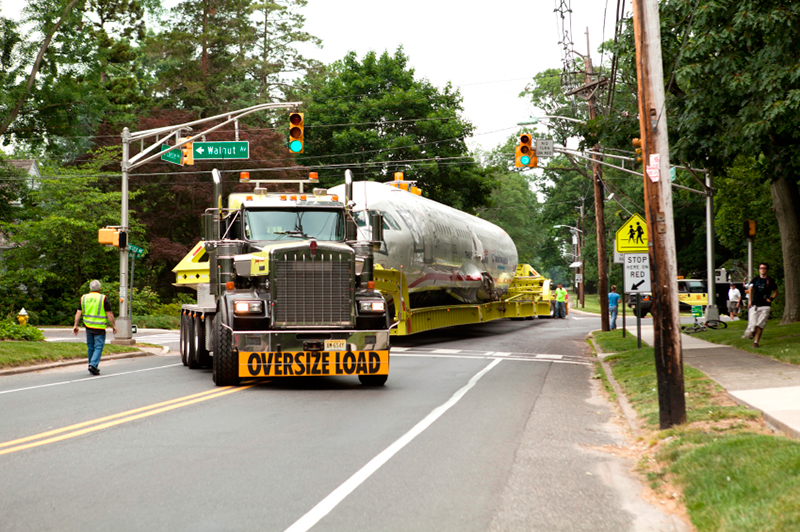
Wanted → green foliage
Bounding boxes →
[0,173,144,324]
[0,320,45,341]
[299,48,492,212]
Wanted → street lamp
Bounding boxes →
[554,225,584,308]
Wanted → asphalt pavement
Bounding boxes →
[0,319,692,532]
[607,323,800,439]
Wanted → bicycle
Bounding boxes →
[681,315,728,334]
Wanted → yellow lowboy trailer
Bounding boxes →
[373,264,554,336]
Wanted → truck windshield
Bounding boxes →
[244,209,344,241]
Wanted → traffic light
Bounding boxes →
[514,134,537,168]
[289,112,304,153]
[743,219,756,239]
[632,138,642,162]
[181,142,194,165]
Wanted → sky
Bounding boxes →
[1,0,617,153]
[296,0,617,152]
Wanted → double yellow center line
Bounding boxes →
[0,383,256,456]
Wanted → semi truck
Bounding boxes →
[173,171,554,385]
[173,170,391,386]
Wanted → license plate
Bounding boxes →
[325,339,347,351]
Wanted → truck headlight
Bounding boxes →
[234,300,264,315]
[359,300,385,313]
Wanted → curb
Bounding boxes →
[0,346,168,377]
[588,332,641,437]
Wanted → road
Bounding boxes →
[1,315,684,532]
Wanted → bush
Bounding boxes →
[132,314,180,330]
[0,320,45,341]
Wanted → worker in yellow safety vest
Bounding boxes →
[72,280,117,375]
[555,283,567,319]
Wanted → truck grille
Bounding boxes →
[274,253,353,327]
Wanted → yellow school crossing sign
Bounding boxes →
[616,213,649,253]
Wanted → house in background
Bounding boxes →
[0,159,43,263]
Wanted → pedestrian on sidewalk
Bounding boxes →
[72,280,117,375]
[727,283,742,320]
[608,285,621,329]
[555,283,567,319]
[746,263,778,348]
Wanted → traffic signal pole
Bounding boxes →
[111,102,302,345]
[632,0,686,428]
[113,127,134,345]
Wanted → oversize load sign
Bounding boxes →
[238,350,389,377]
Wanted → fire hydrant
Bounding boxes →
[17,308,28,326]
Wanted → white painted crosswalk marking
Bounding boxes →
[535,354,563,360]
[431,349,461,353]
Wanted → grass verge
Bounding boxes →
[593,329,800,531]
[0,341,141,368]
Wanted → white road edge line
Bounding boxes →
[0,364,182,396]
[283,357,503,532]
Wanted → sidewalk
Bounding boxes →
[624,325,800,439]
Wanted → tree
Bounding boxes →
[0,169,144,324]
[298,48,491,212]
[667,0,800,323]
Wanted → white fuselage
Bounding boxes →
[329,181,518,304]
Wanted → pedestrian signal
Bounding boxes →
[289,112,304,153]
[98,227,126,248]
[743,219,756,239]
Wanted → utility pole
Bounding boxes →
[578,199,585,308]
[585,29,609,331]
[632,0,685,428]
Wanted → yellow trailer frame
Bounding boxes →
[374,266,553,336]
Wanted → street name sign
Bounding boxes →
[536,139,554,158]
[615,213,649,253]
[624,253,651,293]
[193,141,249,160]
[128,244,145,259]
[160,144,183,165]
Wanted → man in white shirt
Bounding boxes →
[727,283,742,320]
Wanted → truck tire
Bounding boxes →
[358,374,388,386]
[179,312,189,366]
[194,315,211,368]
[633,307,649,319]
[186,314,199,369]
[212,314,239,386]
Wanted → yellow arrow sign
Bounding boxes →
[616,213,649,253]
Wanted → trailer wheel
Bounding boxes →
[212,315,239,386]
[358,374,388,386]
[186,314,200,369]
[179,312,189,366]
[194,315,211,368]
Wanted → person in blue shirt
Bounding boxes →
[608,285,621,330]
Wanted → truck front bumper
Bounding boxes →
[232,329,390,378]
